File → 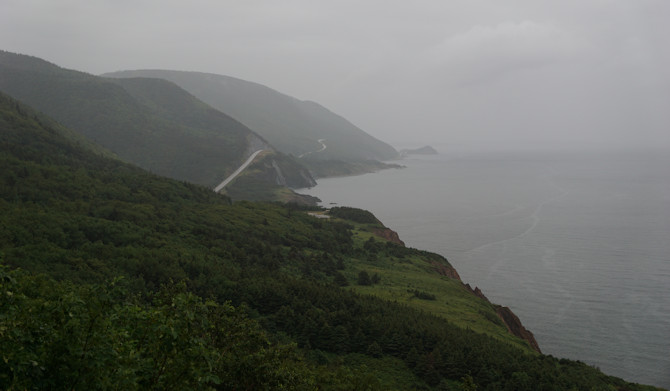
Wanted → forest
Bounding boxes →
[0,92,662,390]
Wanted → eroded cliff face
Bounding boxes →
[464,283,488,300]
[495,306,542,353]
[463,283,541,353]
[371,224,541,353]
[372,228,405,246]
[431,260,462,280]
[246,153,316,189]
[371,227,464,279]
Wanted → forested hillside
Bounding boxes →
[0,93,662,390]
[0,50,314,193]
[103,70,400,176]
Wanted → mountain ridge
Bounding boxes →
[102,69,399,166]
[0,50,315,197]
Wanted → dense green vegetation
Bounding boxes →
[103,70,399,164]
[0,50,314,191]
[329,207,381,224]
[0,93,662,390]
[0,268,321,390]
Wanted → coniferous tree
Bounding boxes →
[357,270,372,286]
[334,272,349,286]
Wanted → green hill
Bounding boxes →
[0,50,315,195]
[1,92,662,390]
[103,69,400,176]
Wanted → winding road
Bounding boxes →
[298,139,326,158]
[214,149,266,192]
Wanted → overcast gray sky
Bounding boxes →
[2,0,669,151]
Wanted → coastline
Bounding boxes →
[300,159,404,182]
[299,151,670,389]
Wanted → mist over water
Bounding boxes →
[301,148,670,389]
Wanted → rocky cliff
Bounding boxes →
[372,227,405,246]
[495,306,542,353]
[431,260,462,280]
[338,206,542,354]
[464,283,541,353]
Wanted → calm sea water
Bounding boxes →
[300,149,670,389]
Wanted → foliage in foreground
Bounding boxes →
[0,267,314,390]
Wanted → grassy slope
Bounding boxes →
[0,92,663,390]
[331,216,532,351]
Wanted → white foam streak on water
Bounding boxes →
[301,151,670,389]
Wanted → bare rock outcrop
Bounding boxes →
[495,306,542,353]
[432,261,461,280]
[371,228,405,246]
[464,283,541,353]
[463,283,488,301]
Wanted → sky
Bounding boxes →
[1,0,669,151]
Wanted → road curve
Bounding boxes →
[214,149,266,192]
[298,139,326,158]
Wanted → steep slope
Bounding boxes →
[0,50,314,192]
[0,93,662,390]
[103,70,399,164]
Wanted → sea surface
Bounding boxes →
[300,148,670,389]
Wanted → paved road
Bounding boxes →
[214,149,266,192]
[298,139,326,158]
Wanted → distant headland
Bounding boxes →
[400,145,439,156]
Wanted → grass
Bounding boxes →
[335,219,538,353]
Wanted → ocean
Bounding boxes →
[300,148,670,389]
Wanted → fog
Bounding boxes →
[2,0,669,151]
